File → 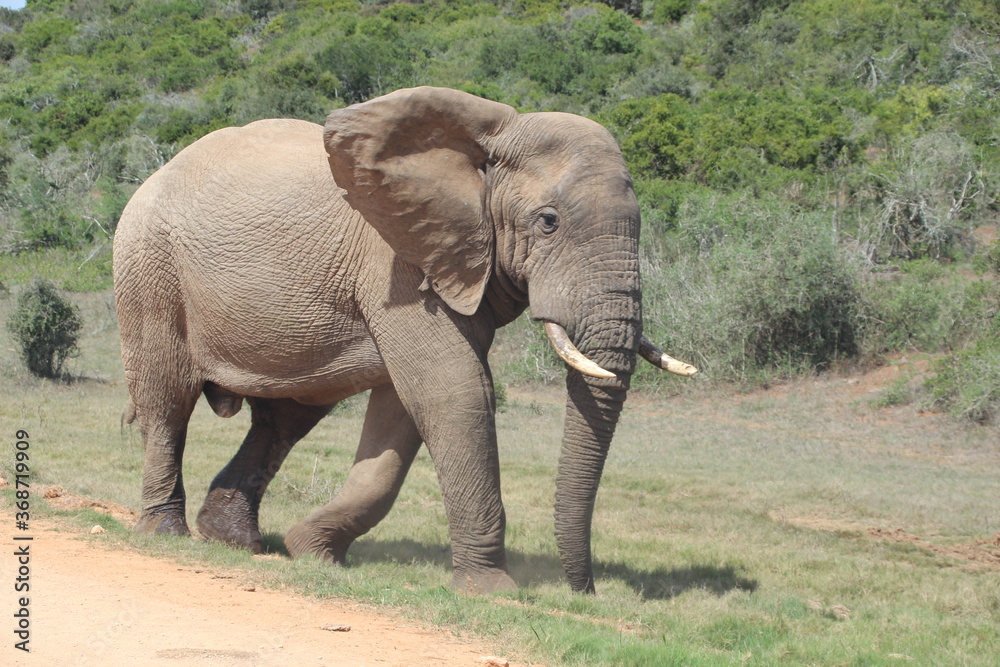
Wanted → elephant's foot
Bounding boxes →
[196,488,263,553]
[284,518,351,564]
[135,505,190,537]
[452,567,518,594]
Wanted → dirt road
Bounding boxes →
[1,511,519,667]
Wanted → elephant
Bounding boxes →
[113,86,695,594]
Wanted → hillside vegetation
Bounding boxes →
[1,0,998,420]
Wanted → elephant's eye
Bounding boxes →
[540,213,559,234]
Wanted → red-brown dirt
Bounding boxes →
[0,503,526,667]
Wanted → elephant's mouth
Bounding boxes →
[541,321,698,379]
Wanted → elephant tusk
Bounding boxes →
[638,336,698,376]
[543,322,617,380]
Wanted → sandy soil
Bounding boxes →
[0,509,521,667]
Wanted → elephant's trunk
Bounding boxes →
[556,372,627,592]
[553,312,637,593]
[551,327,696,592]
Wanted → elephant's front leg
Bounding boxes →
[376,322,515,593]
[284,383,422,562]
[420,384,515,594]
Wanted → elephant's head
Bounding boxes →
[324,87,695,592]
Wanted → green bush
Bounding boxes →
[316,33,420,104]
[925,337,1000,424]
[601,94,695,181]
[651,0,695,23]
[863,132,986,261]
[733,231,860,371]
[20,207,91,250]
[858,263,999,356]
[6,280,83,379]
[475,7,642,98]
[641,193,862,384]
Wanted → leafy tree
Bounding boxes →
[18,16,76,60]
[651,0,696,23]
[477,6,642,98]
[316,27,425,104]
[572,4,642,55]
[601,94,695,180]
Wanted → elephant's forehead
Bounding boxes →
[509,116,631,190]
[516,112,622,157]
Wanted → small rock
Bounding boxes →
[243,586,256,592]
[90,525,106,534]
[478,657,509,667]
[321,625,351,632]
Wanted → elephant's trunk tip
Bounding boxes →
[638,336,698,377]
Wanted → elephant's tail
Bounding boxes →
[122,399,137,427]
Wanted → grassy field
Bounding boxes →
[2,289,999,665]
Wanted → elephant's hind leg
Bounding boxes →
[130,377,201,537]
[197,398,331,552]
[284,383,422,563]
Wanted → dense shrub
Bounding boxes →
[924,253,1000,423]
[651,0,695,23]
[855,260,962,354]
[641,193,862,383]
[316,32,422,104]
[601,94,695,181]
[476,5,642,98]
[6,280,83,379]
[603,86,855,189]
[863,132,987,261]
[926,336,1000,423]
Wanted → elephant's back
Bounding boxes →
[116,118,343,247]
[114,117,378,388]
[138,118,335,228]
[118,117,359,275]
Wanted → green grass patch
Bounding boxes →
[0,245,114,292]
[3,290,1000,665]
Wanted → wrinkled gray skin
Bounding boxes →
[114,87,643,594]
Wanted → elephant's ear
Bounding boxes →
[324,87,517,316]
